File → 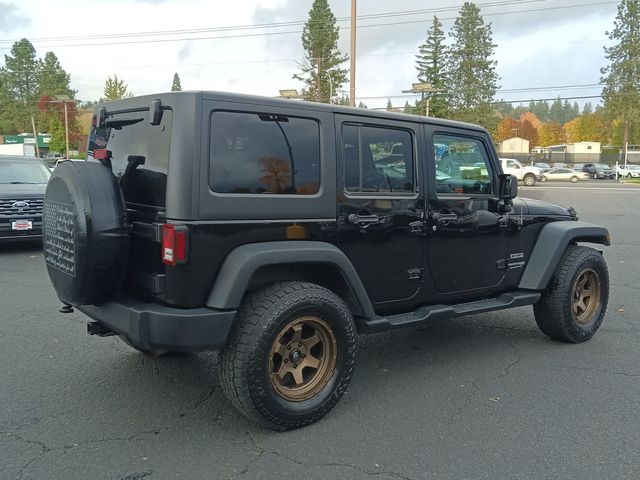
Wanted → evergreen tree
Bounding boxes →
[386,99,393,111]
[171,73,182,91]
[357,101,368,109]
[445,2,499,130]
[549,97,564,123]
[38,52,73,97]
[415,16,448,117]
[0,38,41,131]
[583,102,594,114]
[601,0,640,154]
[293,0,348,103]
[403,101,414,114]
[103,74,131,101]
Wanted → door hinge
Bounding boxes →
[407,267,423,280]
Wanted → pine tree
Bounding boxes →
[293,0,348,103]
[601,0,640,156]
[38,52,73,97]
[171,73,182,92]
[549,97,564,124]
[583,102,594,114]
[415,16,448,117]
[103,74,131,101]
[445,2,499,130]
[386,99,393,111]
[0,38,41,131]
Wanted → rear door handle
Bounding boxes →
[347,214,381,226]
[432,212,458,223]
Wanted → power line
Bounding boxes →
[0,0,543,45]
[0,1,618,50]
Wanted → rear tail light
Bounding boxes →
[161,224,188,265]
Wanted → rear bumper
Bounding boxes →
[78,294,236,352]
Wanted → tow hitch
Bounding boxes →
[87,322,117,337]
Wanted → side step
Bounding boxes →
[361,290,541,333]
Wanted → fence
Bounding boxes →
[498,151,639,168]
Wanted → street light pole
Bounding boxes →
[401,83,444,117]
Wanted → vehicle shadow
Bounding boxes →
[0,240,42,254]
[69,312,544,435]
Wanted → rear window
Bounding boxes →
[87,109,173,207]
[209,111,321,195]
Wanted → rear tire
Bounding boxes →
[571,176,578,183]
[220,282,356,430]
[523,174,536,186]
[533,246,609,343]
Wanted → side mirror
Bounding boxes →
[498,173,518,200]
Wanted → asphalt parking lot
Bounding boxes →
[2,182,639,480]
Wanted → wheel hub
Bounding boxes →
[571,268,601,325]
[268,316,338,402]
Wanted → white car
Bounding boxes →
[616,164,640,178]
[500,158,543,186]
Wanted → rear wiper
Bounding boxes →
[104,117,144,129]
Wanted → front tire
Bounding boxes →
[220,282,356,430]
[533,246,609,343]
[571,176,578,183]
[523,174,536,186]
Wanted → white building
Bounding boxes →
[566,142,601,154]
[498,137,529,154]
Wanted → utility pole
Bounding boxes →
[349,0,356,107]
[63,100,70,159]
[30,116,40,158]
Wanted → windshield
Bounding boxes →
[0,159,51,184]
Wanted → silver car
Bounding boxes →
[541,168,590,183]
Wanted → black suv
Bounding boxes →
[43,92,610,430]
[0,155,50,243]
[582,163,614,179]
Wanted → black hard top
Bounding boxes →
[101,90,486,133]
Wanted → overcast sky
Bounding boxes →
[0,0,620,109]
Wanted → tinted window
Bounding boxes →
[343,125,415,194]
[210,111,320,195]
[87,109,173,208]
[433,134,494,195]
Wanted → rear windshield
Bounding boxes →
[0,159,51,184]
[87,109,172,208]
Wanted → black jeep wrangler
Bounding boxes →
[43,92,610,430]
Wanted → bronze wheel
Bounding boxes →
[571,268,601,325]
[269,316,338,402]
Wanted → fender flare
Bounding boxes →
[518,221,610,291]
[206,241,375,318]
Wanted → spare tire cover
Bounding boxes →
[43,161,130,306]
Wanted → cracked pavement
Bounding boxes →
[1,184,639,480]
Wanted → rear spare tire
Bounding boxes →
[43,161,129,306]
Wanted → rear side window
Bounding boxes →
[209,111,321,195]
[343,124,415,194]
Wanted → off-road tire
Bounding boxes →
[533,245,609,343]
[119,335,170,357]
[220,282,356,430]
[523,174,536,186]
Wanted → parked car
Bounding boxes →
[616,164,640,178]
[582,163,614,179]
[541,168,590,183]
[500,158,542,186]
[533,162,552,173]
[42,91,611,430]
[0,155,50,243]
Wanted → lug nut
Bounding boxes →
[287,345,292,350]
[302,354,306,358]
[284,359,288,363]
[298,343,302,347]
[293,363,298,369]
